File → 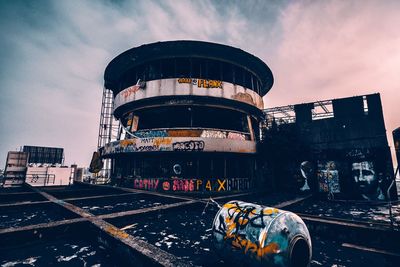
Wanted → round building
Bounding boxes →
[99,40,273,193]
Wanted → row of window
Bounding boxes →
[121,106,254,134]
[116,58,263,95]
[112,154,255,179]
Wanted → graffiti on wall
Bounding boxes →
[114,78,264,110]
[317,161,341,194]
[121,80,146,99]
[172,140,205,151]
[100,133,255,156]
[132,129,247,140]
[177,78,223,89]
[352,161,384,200]
[299,161,312,191]
[201,130,227,139]
[133,178,250,192]
[134,130,168,138]
[102,137,173,154]
[227,132,246,140]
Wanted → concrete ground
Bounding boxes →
[0,183,399,267]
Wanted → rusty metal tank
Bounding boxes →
[212,201,312,267]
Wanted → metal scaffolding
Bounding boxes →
[96,87,120,184]
[263,95,370,128]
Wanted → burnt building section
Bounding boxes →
[262,93,398,201]
[97,41,274,193]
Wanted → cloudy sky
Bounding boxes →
[0,0,399,169]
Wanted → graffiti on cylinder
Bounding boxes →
[134,130,168,138]
[214,202,281,259]
[201,130,227,139]
[227,132,246,140]
[177,78,223,89]
[172,140,205,151]
[212,201,312,266]
[114,78,264,110]
[133,178,250,192]
[100,136,255,156]
[317,161,340,193]
[352,161,384,200]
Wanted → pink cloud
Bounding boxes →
[264,0,400,168]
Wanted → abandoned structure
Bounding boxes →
[2,146,74,187]
[97,40,274,193]
[263,93,398,200]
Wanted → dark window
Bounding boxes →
[191,58,201,78]
[160,58,175,78]
[208,60,221,80]
[175,58,191,78]
[221,62,234,83]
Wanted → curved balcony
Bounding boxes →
[99,128,256,157]
[113,78,264,117]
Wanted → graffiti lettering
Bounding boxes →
[201,130,227,139]
[121,85,141,99]
[196,180,203,190]
[227,132,246,140]
[134,130,168,138]
[134,178,159,190]
[172,179,195,192]
[217,179,226,191]
[226,178,250,191]
[177,78,223,88]
[162,181,170,191]
[205,180,212,191]
[177,78,197,85]
[131,178,250,192]
[346,149,369,159]
[197,79,223,89]
[172,140,205,151]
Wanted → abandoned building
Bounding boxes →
[263,93,398,201]
[97,40,274,193]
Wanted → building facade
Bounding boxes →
[98,41,274,193]
[263,94,398,201]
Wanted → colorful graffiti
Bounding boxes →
[132,178,250,192]
[132,129,248,140]
[134,178,159,190]
[114,78,263,110]
[134,130,168,138]
[317,161,341,194]
[177,78,223,89]
[212,201,311,266]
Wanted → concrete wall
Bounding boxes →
[26,166,73,187]
[114,78,264,110]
